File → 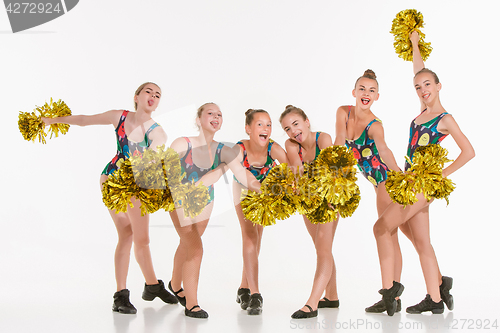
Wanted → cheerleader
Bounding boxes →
[167,102,261,318]
[371,32,475,315]
[280,105,338,319]
[42,82,178,314]
[333,69,410,314]
[233,109,288,315]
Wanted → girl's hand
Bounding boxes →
[41,117,52,126]
[410,31,419,45]
[442,168,449,178]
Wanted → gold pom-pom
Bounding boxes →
[101,161,139,214]
[390,9,432,61]
[241,163,297,226]
[305,198,338,224]
[18,98,72,143]
[385,144,455,206]
[171,181,210,218]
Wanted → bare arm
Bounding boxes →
[270,142,289,164]
[148,126,168,151]
[317,131,333,150]
[222,145,261,192]
[41,109,122,128]
[333,106,349,146]
[284,139,303,175]
[369,122,401,172]
[410,31,425,74]
[439,115,475,177]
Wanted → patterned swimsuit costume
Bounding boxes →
[298,132,321,164]
[405,110,449,171]
[102,110,160,176]
[344,106,389,186]
[234,140,277,184]
[179,137,224,204]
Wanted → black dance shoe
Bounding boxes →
[247,293,263,315]
[168,281,186,307]
[378,281,404,316]
[236,288,251,310]
[406,294,444,314]
[185,305,209,319]
[365,298,401,313]
[318,297,340,308]
[291,305,318,319]
[112,289,137,314]
[440,276,454,310]
[142,279,178,304]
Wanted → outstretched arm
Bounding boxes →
[410,31,425,75]
[41,109,123,128]
[222,145,261,192]
[284,139,303,175]
[369,122,401,172]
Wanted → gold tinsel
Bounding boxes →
[241,147,362,226]
[385,144,455,207]
[390,9,432,62]
[102,145,210,217]
[18,98,71,143]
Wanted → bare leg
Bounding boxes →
[170,210,209,311]
[299,216,338,311]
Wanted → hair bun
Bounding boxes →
[363,69,377,79]
[285,105,295,110]
[245,109,254,116]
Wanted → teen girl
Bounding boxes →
[42,82,178,314]
[233,109,288,315]
[280,105,338,319]
[371,32,475,315]
[167,102,261,318]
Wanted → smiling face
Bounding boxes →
[280,111,310,143]
[246,112,272,146]
[197,103,223,132]
[352,77,379,109]
[134,83,161,112]
[414,72,441,105]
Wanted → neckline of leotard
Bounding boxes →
[239,139,274,169]
[412,109,448,126]
[345,105,379,142]
[121,110,159,144]
[183,137,222,170]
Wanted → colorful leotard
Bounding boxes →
[405,110,449,170]
[179,137,224,203]
[344,107,389,186]
[298,132,321,164]
[102,110,160,176]
[234,140,277,184]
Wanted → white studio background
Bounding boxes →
[1,1,498,333]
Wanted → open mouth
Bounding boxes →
[422,93,430,99]
[210,121,219,128]
[361,98,370,105]
[148,99,154,106]
[294,132,302,142]
[259,133,268,141]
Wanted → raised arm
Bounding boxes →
[369,122,401,172]
[333,106,349,146]
[41,109,123,128]
[410,31,425,75]
[439,115,475,177]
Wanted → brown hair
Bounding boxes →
[134,82,160,110]
[354,69,378,89]
[414,68,440,84]
[279,105,308,123]
[245,109,269,126]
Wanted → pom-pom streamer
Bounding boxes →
[390,9,432,61]
[385,144,455,207]
[18,98,71,143]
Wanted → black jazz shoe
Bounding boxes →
[168,281,186,307]
[142,279,178,304]
[440,276,454,310]
[247,293,263,315]
[291,305,317,319]
[378,281,404,316]
[185,305,209,319]
[406,294,444,314]
[236,288,251,310]
[113,289,137,314]
[318,297,340,308]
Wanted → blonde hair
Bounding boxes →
[279,105,308,123]
[195,102,218,129]
[134,82,160,110]
[354,69,378,89]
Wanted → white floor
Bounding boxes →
[2,199,499,333]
